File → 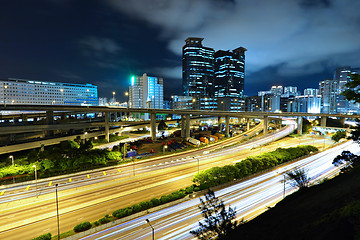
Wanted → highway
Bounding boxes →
[0,120,334,239]
[80,140,360,240]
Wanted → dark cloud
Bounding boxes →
[106,0,360,91]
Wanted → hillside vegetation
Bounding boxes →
[227,164,360,240]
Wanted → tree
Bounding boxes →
[286,168,310,189]
[190,189,238,239]
[158,120,167,131]
[332,150,360,172]
[342,73,360,103]
[331,130,346,142]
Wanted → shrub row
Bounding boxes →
[74,221,92,233]
[112,185,196,219]
[193,145,318,189]
[32,233,51,240]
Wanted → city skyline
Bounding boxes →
[1,0,360,100]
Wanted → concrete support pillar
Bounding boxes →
[181,115,186,138]
[105,112,109,142]
[246,118,250,131]
[46,110,54,137]
[225,116,230,137]
[321,116,327,128]
[263,116,268,135]
[150,112,157,141]
[339,117,345,127]
[218,116,221,125]
[297,117,303,135]
[185,114,190,138]
[46,110,54,125]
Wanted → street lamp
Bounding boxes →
[145,219,155,240]
[55,184,60,240]
[10,155,14,183]
[163,145,168,154]
[112,91,116,104]
[33,164,38,198]
[60,89,64,105]
[193,157,199,174]
[9,155,14,167]
[132,158,135,176]
[277,171,286,198]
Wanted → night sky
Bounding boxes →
[1,0,359,101]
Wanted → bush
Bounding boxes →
[151,198,161,207]
[331,131,346,142]
[74,221,92,233]
[94,221,100,226]
[99,216,111,224]
[193,145,318,189]
[32,233,52,240]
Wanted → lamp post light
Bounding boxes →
[60,89,64,105]
[145,219,155,240]
[277,171,286,198]
[132,158,135,176]
[163,145,168,154]
[55,184,60,240]
[33,164,38,198]
[193,157,199,174]
[10,155,14,183]
[112,91,116,104]
[9,155,14,167]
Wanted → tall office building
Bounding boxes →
[182,37,246,111]
[333,66,360,113]
[182,38,214,102]
[214,48,246,98]
[319,79,337,113]
[0,78,98,106]
[129,73,163,119]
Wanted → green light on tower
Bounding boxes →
[131,76,135,86]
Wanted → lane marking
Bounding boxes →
[26,185,30,191]
[0,190,5,195]
[48,181,52,187]
[117,169,121,173]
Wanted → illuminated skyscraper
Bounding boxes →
[214,48,246,99]
[129,73,164,115]
[182,37,215,109]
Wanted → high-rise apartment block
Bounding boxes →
[0,78,98,106]
[182,37,246,111]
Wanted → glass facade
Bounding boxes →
[182,38,215,109]
[129,73,163,110]
[214,48,246,99]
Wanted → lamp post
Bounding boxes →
[125,92,129,108]
[9,155,14,167]
[163,145,168,154]
[281,174,286,198]
[33,164,38,198]
[60,89,64,105]
[145,219,154,240]
[55,184,60,240]
[132,158,135,176]
[193,157,199,174]
[112,91,116,105]
[277,172,286,198]
[10,155,14,183]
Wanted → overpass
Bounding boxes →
[1,105,359,142]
